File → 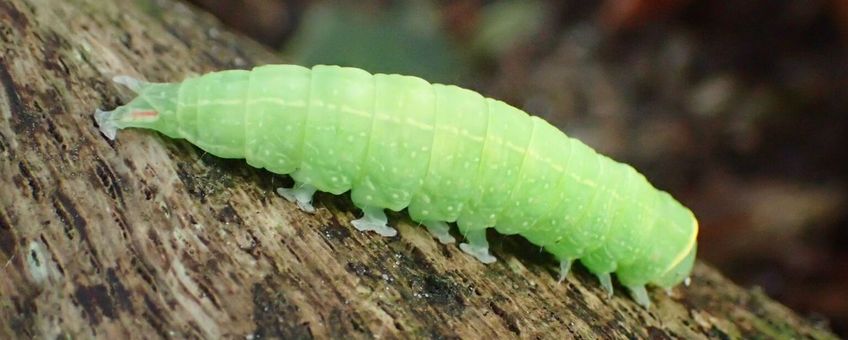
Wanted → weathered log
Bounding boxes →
[0,0,839,338]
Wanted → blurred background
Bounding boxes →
[186,0,848,335]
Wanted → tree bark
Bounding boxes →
[0,0,839,338]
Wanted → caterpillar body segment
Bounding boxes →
[244,65,312,175]
[94,64,699,307]
[407,84,488,227]
[351,73,435,213]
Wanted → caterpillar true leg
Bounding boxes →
[458,229,497,264]
[627,285,651,308]
[277,183,317,213]
[351,206,397,237]
[421,220,455,244]
[557,259,573,283]
[596,272,614,297]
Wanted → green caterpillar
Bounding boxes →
[95,64,698,307]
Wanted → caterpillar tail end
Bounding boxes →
[94,75,153,140]
[112,75,149,93]
[94,108,119,140]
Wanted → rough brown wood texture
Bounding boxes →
[0,0,840,338]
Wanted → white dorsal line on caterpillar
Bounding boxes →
[94,65,699,308]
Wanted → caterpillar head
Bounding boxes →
[650,200,699,289]
[654,243,697,288]
[616,193,699,289]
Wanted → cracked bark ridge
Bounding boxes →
[0,0,839,338]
